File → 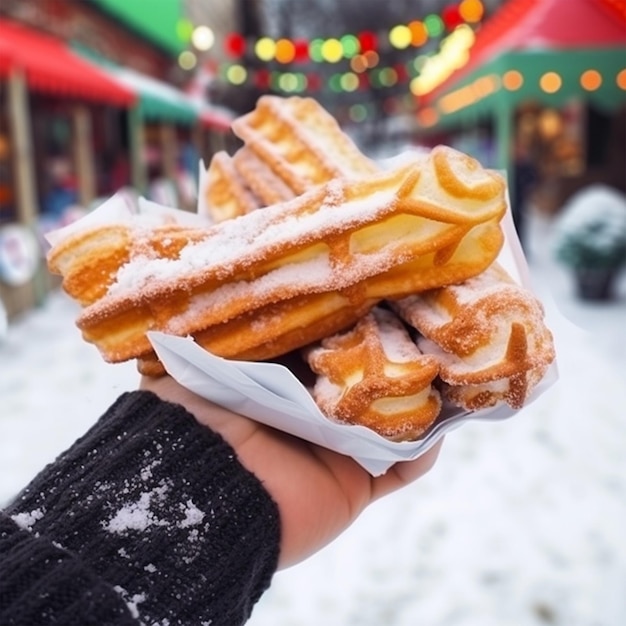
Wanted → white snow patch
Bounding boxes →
[178,499,205,528]
[11,508,44,530]
[105,482,170,534]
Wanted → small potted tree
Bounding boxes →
[553,184,626,301]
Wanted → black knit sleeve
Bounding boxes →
[0,390,281,626]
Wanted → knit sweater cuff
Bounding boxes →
[4,391,281,625]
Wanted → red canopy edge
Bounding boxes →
[0,19,136,107]
[422,0,626,103]
[199,107,234,132]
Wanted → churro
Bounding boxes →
[305,307,441,441]
[390,262,556,410]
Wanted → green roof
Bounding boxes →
[90,0,185,56]
[427,47,626,129]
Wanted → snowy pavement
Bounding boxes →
[1,210,626,625]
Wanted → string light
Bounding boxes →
[389,25,412,49]
[192,25,215,51]
[275,38,296,64]
[459,0,485,23]
[580,69,602,91]
[408,21,428,47]
[209,0,494,119]
[255,37,276,61]
[502,70,523,90]
[178,50,197,70]
[321,38,344,63]
[217,3,485,62]
[540,71,562,93]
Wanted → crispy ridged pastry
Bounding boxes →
[47,145,506,372]
[231,95,379,194]
[202,95,379,223]
[202,151,262,222]
[232,147,296,206]
[305,307,441,441]
[391,262,556,411]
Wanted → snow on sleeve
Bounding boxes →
[104,481,171,534]
[11,508,44,531]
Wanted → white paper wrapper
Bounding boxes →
[144,205,559,476]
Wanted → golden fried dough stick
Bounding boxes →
[47,224,208,307]
[232,146,296,206]
[231,95,379,194]
[390,262,556,411]
[201,96,377,223]
[304,307,442,441]
[47,145,506,372]
[203,151,262,222]
[136,290,380,374]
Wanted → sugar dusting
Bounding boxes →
[107,187,395,299]
[372,308,424,363]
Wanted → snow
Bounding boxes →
[105,483,171,534]
[553,184,626,268]
[10,508,44,531]
[1,210,626,624]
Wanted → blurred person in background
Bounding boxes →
[511,140,539,252]
[41,155,79,223]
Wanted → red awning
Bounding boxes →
[199,106,234,132]
[424,0,626,101]
[0,19,135,107]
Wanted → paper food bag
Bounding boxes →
[147,207,559,476]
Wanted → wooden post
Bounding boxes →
[7,69,38,225]
[160,122,177,181]
[72,104,96,207]
[128,106,147,194]
[7,68,45,306]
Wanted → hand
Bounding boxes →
[140,375,442,569]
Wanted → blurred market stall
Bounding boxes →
[0,0,235,317]
[416,0,626,216]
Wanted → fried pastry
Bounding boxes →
[305,307,441,441]
[232,146,296,206]
[47,145,506,372]
[231,95,379,194]
[47,222,208,306]
[390,262,556,411]
[202,151,262,222]
[202,95,379,223]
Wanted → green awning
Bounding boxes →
[422,47,626,130]
[108,66,199,124]
[71,44,200,124]
[89,0,185,56]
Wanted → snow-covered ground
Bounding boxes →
[1,210,625,625]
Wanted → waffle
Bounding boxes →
[390,262,556,410]
[47,145,506,373]
[305,307,441,441]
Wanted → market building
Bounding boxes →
[415,0,626,216]
[0,0,235,317]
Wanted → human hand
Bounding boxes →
[140,375,442,569]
